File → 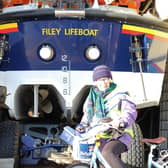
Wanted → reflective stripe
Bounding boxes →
[96,133,113,139]
[125,127,134,138]
[96,127,134,139]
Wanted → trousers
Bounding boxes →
[100,140,127,168]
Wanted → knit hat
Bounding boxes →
[93,65,112,81]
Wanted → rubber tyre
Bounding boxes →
[0,109,9,122]
[159,58,168,149]
[121,123,144,168]
[66,163,90,168]
[0,120,21,168]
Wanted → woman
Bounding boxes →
[76,65,137,168]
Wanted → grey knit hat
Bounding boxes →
[93,65,112,81]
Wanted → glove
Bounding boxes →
[75,123,88,133]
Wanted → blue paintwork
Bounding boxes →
[0,17,167,74]
[21,135,67,165]
[20,124,66,165]
[0,18,156,72]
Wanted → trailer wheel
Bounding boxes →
[0,121,21,168]
[121,123,144,168]
[66,163,90,168]
[0,87,9,122]
[0,109,9,122]
[159,57,168,149]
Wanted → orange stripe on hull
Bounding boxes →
[0,27,19,33]
[122,28,168,42]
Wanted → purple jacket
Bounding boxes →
[81,85,137,148]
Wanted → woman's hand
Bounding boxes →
[76,125,85,132]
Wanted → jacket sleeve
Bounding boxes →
[119,94,137,127]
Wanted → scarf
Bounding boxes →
[86,83,117,123]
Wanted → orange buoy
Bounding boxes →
[119,0,145,9]
[3,0,29,8]
[87,0,145,10]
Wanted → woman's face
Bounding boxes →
[95,77,111,91]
